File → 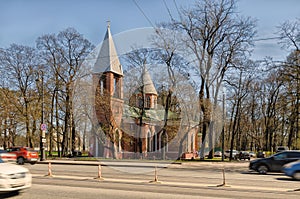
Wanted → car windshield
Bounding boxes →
[0,158,4,163]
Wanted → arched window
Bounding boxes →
[153,133,157,151]
[100,80,103,94]
[191,133,194,152]
[99,76,105,95]
[113,76,120,98]
[146,96,151,108]
[138,96,143,108]
[147,131,152,152]
[116,129,122,152]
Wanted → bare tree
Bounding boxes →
[37,28,94,156]
[278,19,300,149]
[167,0,256,159]
[278,19,300,51]
[36,34,62,156]
[0,88,18,148]
[225,60,254,159]
[152,27,194,159]
[0,44,40,148]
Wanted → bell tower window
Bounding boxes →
[145,96,151,108]
[98,75,106,95]
[113,76,121,98]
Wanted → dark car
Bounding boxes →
[249,150,300,174]
[236,151,250,160]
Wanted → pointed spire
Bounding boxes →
[141,64,157,95]
[94,22,123,76]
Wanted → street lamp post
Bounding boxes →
[221,90,226,162]
[36,71,46,161]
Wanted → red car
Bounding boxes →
[0,150,16,163]
[7,147,39,165]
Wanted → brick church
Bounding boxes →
[89,23,198,159]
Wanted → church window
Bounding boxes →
[99,76,105,95]
[113,76,121,98]
[191,133,194,152]
[116,129,122,152]
[138,96,143,108]
[147,131,152,152]
[130,124,135,131]
[146,96,151,108]
[153,133,157,151]
[154,97,157,109]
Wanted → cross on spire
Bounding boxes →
[107,20,110,29]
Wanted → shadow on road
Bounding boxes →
[276,177,298,181]
[0,191,20,198]
[240,171,284,176]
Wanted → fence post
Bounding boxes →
[154,166,158,182]
[149,166,161,184]
[46,162,53,177]
[95,164,104,180]
[217,167,230,187]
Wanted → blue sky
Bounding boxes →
[0,0,299,61]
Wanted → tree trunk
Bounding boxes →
[71,113,76,155]
[55,91,61,157]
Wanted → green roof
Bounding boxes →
[122,104,180,122]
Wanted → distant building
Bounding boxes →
[89,23,198,159]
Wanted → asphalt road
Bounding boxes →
[3,161,300,199]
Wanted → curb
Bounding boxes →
[36,160,180,168]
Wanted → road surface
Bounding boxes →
[2,161,300,199]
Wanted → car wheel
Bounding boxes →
[17,157,25,165]
[258,165,268,174]
[292,172,300,180]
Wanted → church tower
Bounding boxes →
[131,65,158,110]
[127,64,158,156]
[93,22,123,158]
